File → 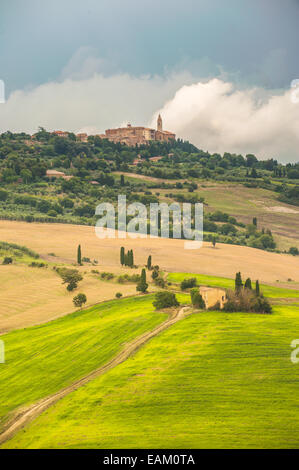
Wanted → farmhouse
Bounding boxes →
[46,170,73,181]
[52,130,69,138]
[199,287,227,309]
[76,133,88,142]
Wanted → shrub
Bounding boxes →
[30,261,47,268]
[115,292,123,298]
[289,246,299,256]
[153,291,179,309]
[223,289,272,314]
[100,272,114,280]
[2,256,13,265]
[154,277,166,288]
[73,293,87,308]
[180,277,197,290]
[190,288,205,308]
[151,269,159,280]
[47,209,57,217]
[0,189,8,201]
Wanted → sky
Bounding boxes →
[1,0,299,162]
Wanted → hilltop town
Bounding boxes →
[35,114,175,147]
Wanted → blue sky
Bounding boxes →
[2,0,299,93]
[1,0,299,161]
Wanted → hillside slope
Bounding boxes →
[5,303,299,449]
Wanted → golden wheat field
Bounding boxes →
[0,219,298,332]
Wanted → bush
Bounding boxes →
[223,289,272,314]
[117,274,140,284]
[73,293,87,308]
[289,246,299,256]
[2,256,13,265]
[190,288,205,308]
[115,292,123,298]
[180,277,197,290]
[47,209,57,217]
[154,277,166,288]
[153,292,179,309]
[151,269,159,280]
[100,272,114,280]
[0,189,8,201]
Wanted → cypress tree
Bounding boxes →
[255,280,260,296]
[131,249,134,268]
[147,255,152,270]
[235,272,243,292]
[244,278,252,289]
[127,249,132,267]
[120,247,125,266]
[137,268,148,293]
[77,244,82,265]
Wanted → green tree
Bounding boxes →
[137,268,148,293]
[58,268,83,291]
[180,278,197,290]
[244,278,252,289]
[130,249,134,267]
[120,174,125,186]
[235,272,243,292]
[77,244,82,265]
[289,246,299,256]
[20,169,33,183]
[255,280,260,296]
[147,255,152,270]
[153,291,179,309]
[0,189,8,201]
[120,247,125,266]
[73,293,87,309]
[211,235,217,248]
[152,268,159,280]
[252,217,257,227]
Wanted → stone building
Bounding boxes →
[199,287,227,310]
[103,115,175,146]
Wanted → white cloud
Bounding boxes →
[1,57,299,162]
[152,78,299,162]
[0,69,195,137]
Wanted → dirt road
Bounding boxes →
[0,306,190,446]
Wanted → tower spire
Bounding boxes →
[157,114,162,132]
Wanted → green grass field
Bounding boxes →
[168,272,299,299]
[1,271,298,449]
[4,302,299,449]
[0,295,169,431]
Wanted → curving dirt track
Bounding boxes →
[0,306,190,446]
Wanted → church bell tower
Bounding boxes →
[157,114,162,132]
